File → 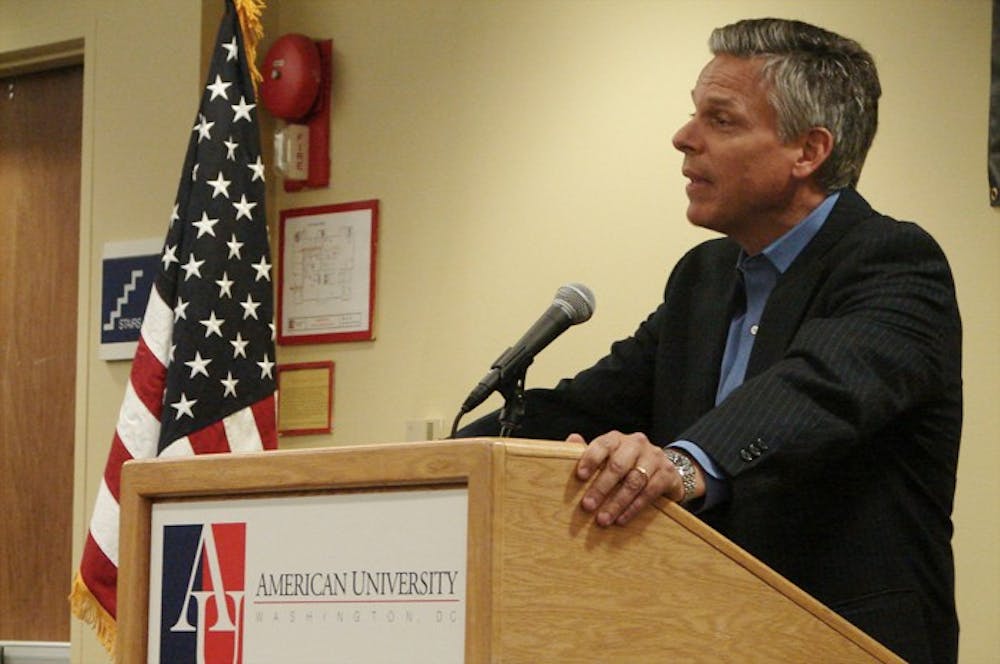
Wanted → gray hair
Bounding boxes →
[709,18,881,191]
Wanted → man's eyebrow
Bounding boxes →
[691,90,743,110]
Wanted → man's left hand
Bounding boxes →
[569,431,696,526]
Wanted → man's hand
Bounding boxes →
[569,431,704,526]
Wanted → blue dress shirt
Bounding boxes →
[672,191,841,507]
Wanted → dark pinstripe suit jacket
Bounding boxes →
[460,188,962,663]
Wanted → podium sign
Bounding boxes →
[146,489,467,663]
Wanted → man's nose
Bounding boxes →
[672,119,697,154]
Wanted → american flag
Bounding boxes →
[70,0,276,652]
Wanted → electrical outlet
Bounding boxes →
[405,418,443,441]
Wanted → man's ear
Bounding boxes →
[792,127,834,180]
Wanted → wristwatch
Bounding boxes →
[664,448,697,505]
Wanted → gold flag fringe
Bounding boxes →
[69,572,118,659]
[234,0,266,93]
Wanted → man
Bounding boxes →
[460,18,962,664]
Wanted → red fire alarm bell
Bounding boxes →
[260,33,331,191]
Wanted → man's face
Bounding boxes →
[673,55,805,246]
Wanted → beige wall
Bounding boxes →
[2,0,997,661]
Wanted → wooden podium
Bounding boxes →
[117,438,902,662]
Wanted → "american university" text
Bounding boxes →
[255,570,460,599]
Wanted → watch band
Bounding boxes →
[664,448,697,505]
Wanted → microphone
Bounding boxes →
[459,282,595,415]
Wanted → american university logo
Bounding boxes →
[161,523,247,664]
[151,490,467,662]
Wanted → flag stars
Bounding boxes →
[206,74,232,101]
[230,332,249,358]
[216,272,234,298]
[207,172,232,199]
[233,194,257,221]
[222,36,238,61]
[161,244,179,270]
[226,233,244,259]
[248,156,265,182]
[184,351,212,378]
[224,136,239,161]
[181,254,205,281]
[192,212,220,238]
[251,256,271,282]
[231,96,255,123]
[129,24,275,439]
[240,293,261,320]
[257,354,275,380]
[221,371,239,398]
[200,310,225,338]
[193,113,214,142]
[171,392,197,420]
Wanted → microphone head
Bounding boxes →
[553,282,595,324]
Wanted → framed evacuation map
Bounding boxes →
[278,200,379,344]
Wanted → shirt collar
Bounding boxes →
[740,190,841,274]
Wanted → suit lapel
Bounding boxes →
[745,189,874,378]
[682,246,743,418]
[746,261,823,377]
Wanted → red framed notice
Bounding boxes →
[277,361,334,436]
[278,199,379,344]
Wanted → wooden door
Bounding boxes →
[0,64,82,641]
